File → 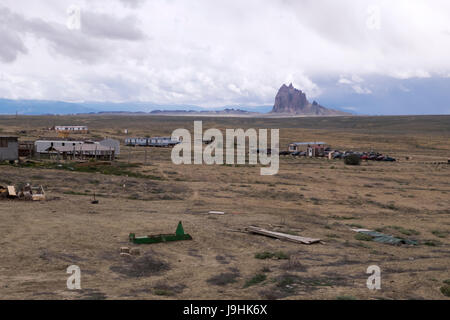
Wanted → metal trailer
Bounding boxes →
[125,137,180,147]
[124,137,148,146]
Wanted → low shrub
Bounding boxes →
[344,154,361,166]
[244,274,267,288]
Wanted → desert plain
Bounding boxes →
[0,114,449,300]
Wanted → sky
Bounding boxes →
[0,0,449,114]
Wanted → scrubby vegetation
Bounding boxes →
[344,154,361,165]
[244,274,267,288]
[255,251,289,260]
[6,161,163,180]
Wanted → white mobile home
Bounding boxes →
[35,140,84,153]
[54,126,89,133]
[125,137,148,146]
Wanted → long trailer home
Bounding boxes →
[35,140,85,153]
[35,139,119,160]
[125,137,180,147]
[54,126,89,133]
[52,144,115,160]
[124,137,148,146]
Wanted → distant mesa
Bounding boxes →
[149,108,255,114]
[271,83,349,116]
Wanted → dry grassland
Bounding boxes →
[0,115,449,300]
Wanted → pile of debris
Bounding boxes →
[352,228,418,246]
[0,184,46,201]
[282,147,396,162]
[335,151,396,162]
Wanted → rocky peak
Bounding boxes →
[271,83,349,116]
[271,84,310,114]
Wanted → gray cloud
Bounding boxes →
[81,11,145,41]
[118,0,146,9]
[0,0,449,110]
[0,26,27,62]
[25,18,109,63]
[0,8,27,62]
[0,4,145,64]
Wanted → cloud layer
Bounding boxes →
[0,0,449,111]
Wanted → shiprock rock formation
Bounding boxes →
[271,83,349,116]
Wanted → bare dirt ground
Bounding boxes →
[0,115,449,300]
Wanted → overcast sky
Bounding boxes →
[0,0,449,113]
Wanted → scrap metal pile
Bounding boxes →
[282,147,396,162]
[331,150,396,162]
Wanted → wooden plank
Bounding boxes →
[7,186,16,197]
[351,228,372,233]
[208,211,225,215]
[246,226,321,244]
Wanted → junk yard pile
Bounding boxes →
[0,184,46,201]
[0,115,449,300]
[283,142,396,162]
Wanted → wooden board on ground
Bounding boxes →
[351,228,373,233]
[7,186,16,197]
[208,211,225,215]
[246,226,321,244]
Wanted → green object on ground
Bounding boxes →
[129,221,193,244]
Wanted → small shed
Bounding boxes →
[0,136,19,161]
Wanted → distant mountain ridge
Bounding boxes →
[0,98,205,115]
[271,84,350,116]
[0,98,96,115]
[0,90,350,116]
[0,98,268,115]
[149,108,256,115]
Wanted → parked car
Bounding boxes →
[333,153,343,159]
